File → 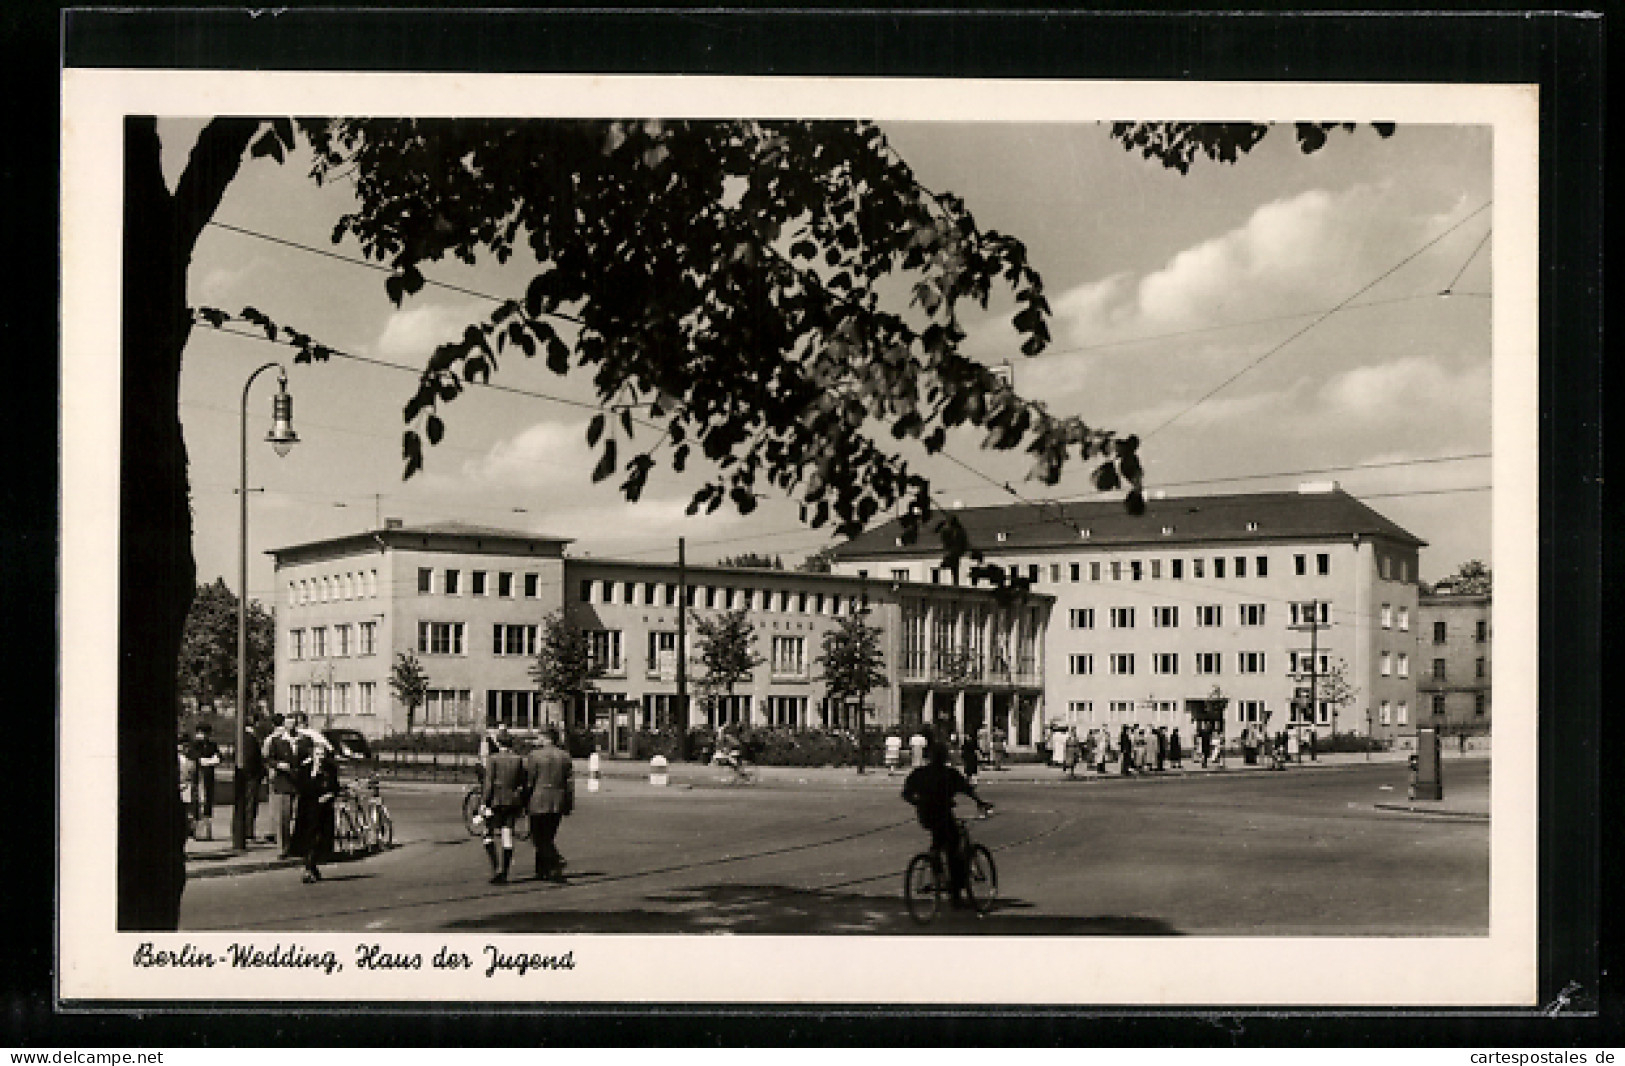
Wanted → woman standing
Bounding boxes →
[1170,728,1184,770]
[1118,724,1134,775]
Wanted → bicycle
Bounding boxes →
[904,807,998,925]
[462,783,532,840]
[333,773,394,855]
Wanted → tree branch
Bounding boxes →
[173,118,262,255]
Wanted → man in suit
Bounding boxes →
[523,726,575,882]
[262,715,299,857]
[479,727,527,884]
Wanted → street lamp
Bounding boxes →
[234,363,298,850]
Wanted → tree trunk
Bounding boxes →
[118,116,258,929]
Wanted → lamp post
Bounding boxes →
[233,363,298,850]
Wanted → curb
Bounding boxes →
[187,842,418,880]
[1372,802,1489,820]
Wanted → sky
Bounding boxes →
[166,119,1494,607]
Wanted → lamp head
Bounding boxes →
[266,373,298,457]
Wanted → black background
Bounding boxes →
[9,3,1608,1048]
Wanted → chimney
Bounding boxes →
[1297,481,1340,494]
[384,517,404,529]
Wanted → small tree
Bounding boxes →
[717,552,784,570]
[691,608,766,727]
[1431,559,1492,595]
[176,578,275,715]
[389,651,430,735]
[816,612,888,771]
[530,610,604,728]
[1314,656,1360,735]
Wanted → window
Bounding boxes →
[1433,695,1447,716]
[646,631,681,677]
[1433,658,1447,681]
[1111,561,1122,581]
[332,683,351,717]
[1239,604,1266,627]
[1153,606,1178,628]
[1153,653,1178,675]
[1110,653,1134,675]
[1397,606,1410,631]
[1397,653,1409,678]
[1379,701,1392,726]
[1192,558,1204,579]
[1172,559,1183,580]
[428,688,476,728]
[287,685,303,717]
[1234,556,1247,578]
[444,569,460,595]
[1381,604,1393,629]
[1476,657,1486,679]
[418,568,433,594]
[525,573,540,598]
[766,695,807,728]
[724,588,737,609]
[289,629,305,660]
[1381,556,1393,580]
[1397,701,1409,726]
[1239,700,1264,724]
[643,582,658,606]
[1090,562,1102,581]
[1476,619,1488,643]
[1150,559,1161,579]
[334,624,351,657]
[704,586,717,609]
[1069,608,1095,629]
[1195,652,1222,675]
[1110,607,1135,628]
[604,579,619,605]
[471,571,487,596]
[1294,554,1307,576]
[1026,564,1039,584]
[1196,605,1222,627]
[1381,652,1392,677]
[771,635,807,678]
[1238,651,1266,674]
[1070,563,1080,582]
[1109,700,1134,721]
[358,621,376,656]
[1317,553,1330,576]
[1069,654,1094,676]
[1289,601,1328,627]
[287,582,297,608]
[586,630,624,674]
[739,588,754,611]
[624,581,637,606]
[930,568,943,584]
[1475,694,1486,716]
[1048,563,1060,583]
[666,584,679,607]
[1256,555,1268,577]
[709,694,752,728]
[1068,701,1094,723]
[492,624,538,657]
[1290,652,1331,676]
[1213,557,1226,579]
[417,622,466,656]
[1130,561,1142,581]
[358,682,376,716]
[311,627,328,658]
[1433,620,1447,644]
[497,572,514,597]
[891,568,910,582]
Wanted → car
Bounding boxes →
[323,728,373,762]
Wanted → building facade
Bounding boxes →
[830,484,1427,742]
[1415,588,1492,736]
[270,521,1051,747]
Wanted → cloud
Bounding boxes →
[194,260,259,302]
[457,419,592,489]
[1316,356,1489,426]
[373,301,490,362]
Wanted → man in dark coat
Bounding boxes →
[902,742,991,907]
[240,713,269,842]
[523,726,576,881]
[479,727,527,883]
[263,715,298,856]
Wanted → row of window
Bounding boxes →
[578,577,866,617]
[410,623,813,681]
[1067,651,1271,677]
[1378,651,1411,678]
[1378,604,1412,631]
[417,568,546,599]
[1063,699,1336,727]
[288,622,377,660]
[286,680,379,717]
[1427,657,1489,681]
[879,551,1339,587]
[1431,693,1489,717]
[1430,619,1491,644]
[1065,601,1324,631]
[289,570,380,607]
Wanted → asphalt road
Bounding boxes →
[179,760,1488,936]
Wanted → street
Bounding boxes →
[180,759,1489,936]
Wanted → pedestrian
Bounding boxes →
[262,714,298,856]
[1134,727,1148,774]
[239,713,268,842]
[479,727,528,884]
[290,742,338,883]
[1155,727,1167,772]
[184,722,221,829]
[1062,726,1080,778]
[1170,728,1183,770]
[1308,728,1319,762]
[961,730,980,785]
[177,736,197,837]
[909,729,928,769]
[1287,728,1301,764]
[991,728,1006,771]
[523,725,576,882]
[1119,724,1135,775]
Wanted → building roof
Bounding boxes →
[269,521,572,564]
[571,556,1054,603]
[831,487,1427,560]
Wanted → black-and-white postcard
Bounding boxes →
[60,69,1539,1006]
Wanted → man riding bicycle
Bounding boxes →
[902,740,992,908]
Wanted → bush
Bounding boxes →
[1313,731,1391,754]
[371,730,484,755]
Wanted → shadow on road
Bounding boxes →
[437,881,1181,936]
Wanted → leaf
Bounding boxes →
[672,443,690,473]
[586,413,606,448]
[402,430,423,479]
[591,439,618,483]
[620,408,634,437]
[546,335,571,375]
[1093,462,1120,493]
[425,415,444,445]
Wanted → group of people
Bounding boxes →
[1042,724,1232,776]
[476,726,576,884]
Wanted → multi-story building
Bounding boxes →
[269,521,1051,748]
[1415,586,1492,737]
[830,484,1427,742]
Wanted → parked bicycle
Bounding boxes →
[333,771,394,855]
[904,808,998,924]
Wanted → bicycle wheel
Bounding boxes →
[373,806,394,848]
[904,853,942,926]
[965,844,998,914]
[333,806,361,856]
[462,788,483,836]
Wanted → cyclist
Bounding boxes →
[902,740,992,908]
